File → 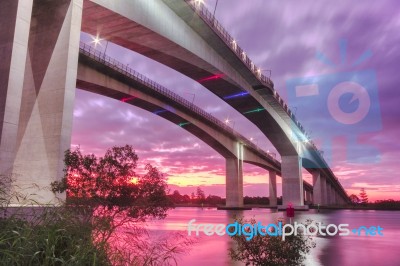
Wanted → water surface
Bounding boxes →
[145,207,400,266]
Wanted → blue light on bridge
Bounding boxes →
[153,109,167,115]
[223,91,249,100]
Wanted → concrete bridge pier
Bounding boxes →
[304,190,312,204]
[313,170,330,205]
[225,157,243,208]
[332,190,337,205]
[326,183,332,205]
[1,0,83,205]
[0,0,33,197]
[329,184,335,205]
[269,171,277,207]
[281,155,306,209]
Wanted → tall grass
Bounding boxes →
[0,207,110,266]
[0,175,193,265]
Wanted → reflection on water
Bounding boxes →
[144,208,400,266]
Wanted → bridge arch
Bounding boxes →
[78,43,281,207]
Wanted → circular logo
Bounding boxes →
[327,81,370,125]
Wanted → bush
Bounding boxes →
[0,207,110,265]
[228,218,316,266]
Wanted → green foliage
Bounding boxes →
[349,194,360,204]
[0,146,192,265]
[51,145,171,221]
[228,218,316,266]
[0,208,110,266]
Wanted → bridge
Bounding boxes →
[0,0,348,208]
[78,42,315,207]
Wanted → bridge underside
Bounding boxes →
[0,0,348,207]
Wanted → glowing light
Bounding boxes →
[129,177,138,184]
[153,109,167,115]
[91,34,103,47]
[194,0,204,7]
[250,137,254,141]
[243,107,265,114]
[179,122,190,127]
[225,118,230,124]
[121,96,136,102]
[223,91,249,100]
[231,40,237,50]
[197,73,224,82]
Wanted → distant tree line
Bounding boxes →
[167,187,280,206]
[348,188,400,210]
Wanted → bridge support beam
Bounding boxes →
[332,190,337,205]
[8,0,83,205]
[281,155,305,208]
[326,183,332,205]
[304,190,312,204]
[329,185,334,205]
[0,0,33,197]
[312,170,324,205]
[225,157,243,208]
[269,171,277,207]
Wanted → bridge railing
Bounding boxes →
[184,1,314,140]
[79,42,280,166]
[184,0,346,195]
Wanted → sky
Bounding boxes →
[73,0,400,201]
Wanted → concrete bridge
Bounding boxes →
[78,42,316,208]
[0,0,348,207]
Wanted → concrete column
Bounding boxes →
[226,157,243,208]
[329,185,334,205]
[321,175,328,205]
[281,155,304,207]
[269,171,277,207]
[312,170,323,205]
[332,190,337,205]
[326,183,332,205]
[0,0,33,195]
[309,191,313,204]
[11,0,83,205]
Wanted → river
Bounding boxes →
[144,207,400,266]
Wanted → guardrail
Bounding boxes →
[184,0,346,195]
[79,42,280,166]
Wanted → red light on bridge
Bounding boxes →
[121,96,136,102]
[197,73,224,82]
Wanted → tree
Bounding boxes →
[359,188,368,204]
[349,194,360,204]
[170,190,183,203]
[51,145,171,240]
[196,187,206,203]
[190,192,196,201]
[229,218,316,266]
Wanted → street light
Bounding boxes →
[91,34,109,58]
[225,118,235,130]
[91,35,102,47]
